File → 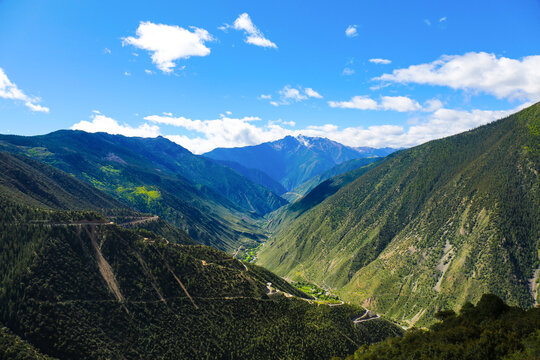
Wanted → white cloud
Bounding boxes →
[328,95,420,112]
[439,17,447,22]
[103,48,111,54]
[71,113,160,137]
[282,120,296,127]
[328,95,378,110]
[124,71,131,76]
[225,110,232,115]
[305,88,323,98]
[375,52,540,101]
[345,25,358,37]
[144,69,153,75]
[342,67,355,76]
[424,19,431,26]
[0,68,49,113]
[280,86,307,102]
[143,103,528,153]
[146,114,289,153]
[259,94,272,100]
[380,96,422,112]
[232,13,277,48]
[369,58,391,65]
[122,21,214,73]
[423,98,444,112]
[266,85,323,106]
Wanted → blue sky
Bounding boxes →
[1,0,539,153]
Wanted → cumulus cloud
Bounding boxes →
[0,68,49,113]
[259,94,272,100]
[122,21,214,73]
[231,13,277,48]
[375,52,540,101]
[305,88,323,98]
[369,58,391,65]
[145,114,291,153]
[143,103,527,153]
[71,113,160,137]
[328,95,421,112]
[345,25,358,37]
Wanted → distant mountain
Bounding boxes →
[0,131,286,251]
[282,157,383,202]
[204,135,398,191]
[0,193,402,359]
[354,146,400,157]
[211,159,287,195]
[258,103,540,326]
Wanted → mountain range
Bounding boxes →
[257,102,540,326]
[0,149,402,359]
[0,103,539,358]
[0,131,287,252]
[204,135,396,192]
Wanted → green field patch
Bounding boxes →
[292,281,341,304]
[100,165,121,176]
[25,147,53,158]
[116,185,161,204]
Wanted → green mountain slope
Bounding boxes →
[266,159,383,234]
[258,103,540,326]
[0,131,284,251]
[0,198,402,359]
[0,130,285,215]
[212,159,287,195]
[0,151,123,210]
[282,157,382,202]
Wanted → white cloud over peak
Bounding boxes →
[0,68,49,113]
[71,113,160,137]
[375,52,540,101]
[142,103,527,154]
[146,114,291,153]
[345,25,358,37]
[369,58,391,65]
[231,13,277,48]
[328,95,421,112]
[122,21,214,73]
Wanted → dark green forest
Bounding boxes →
[332,294,540,360]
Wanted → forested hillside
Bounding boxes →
[333,294,540,360]
[0,131,285,252]
[258,102,540,326]
[0,197,402,359]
